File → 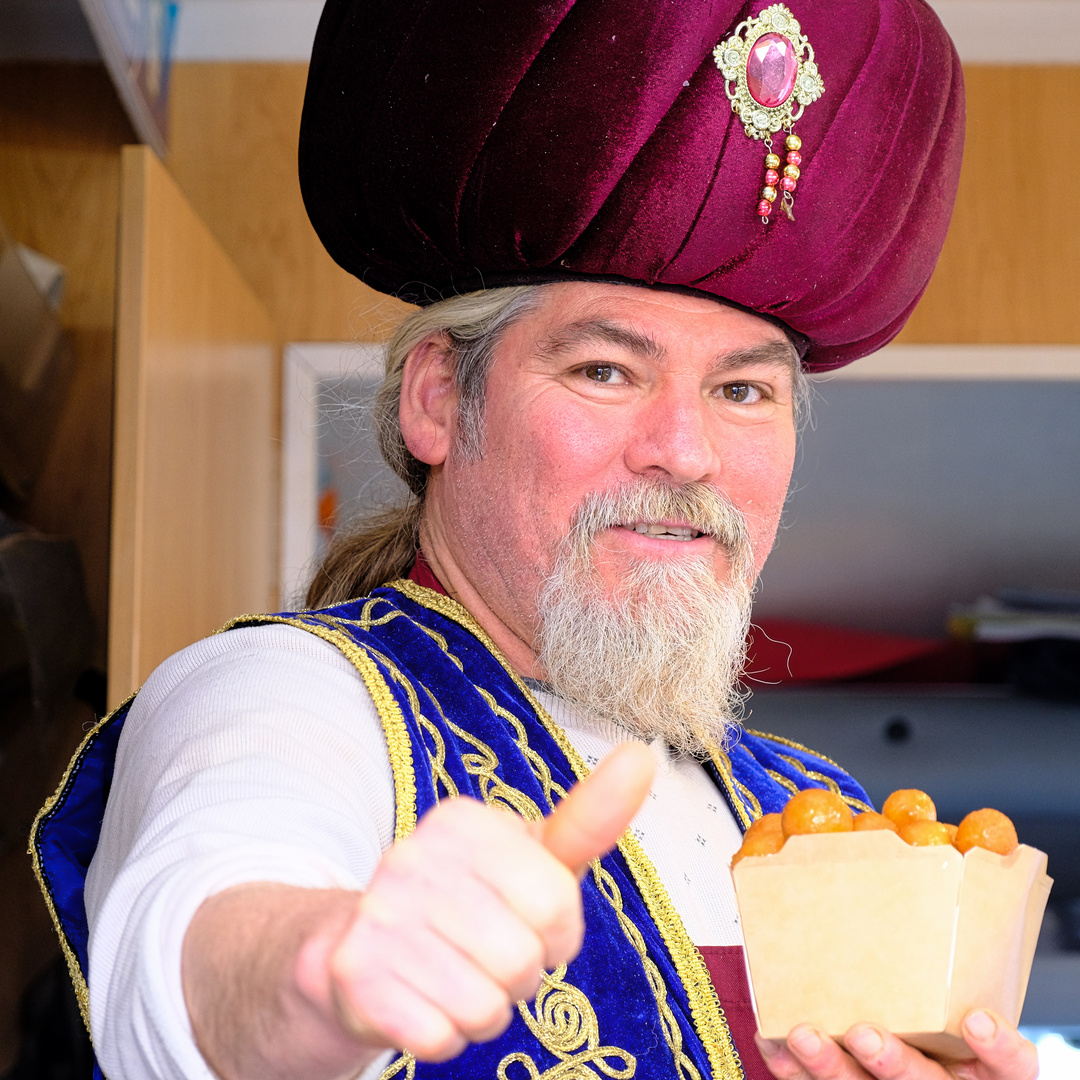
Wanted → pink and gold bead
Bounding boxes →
[764,153,781,170]
[757,199,773,217]
[786,151,802,168]
[764,168,780,186]
[779,176,797,192]
[785,133,802,151]
[783,164,800,181]
[761,186,777,202]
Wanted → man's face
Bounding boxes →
[424,281,800,656]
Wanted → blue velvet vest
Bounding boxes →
[31,581,872,1080]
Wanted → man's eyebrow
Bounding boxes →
[710,341,800,377]
[535,319,800,376]
[535,319,666,362]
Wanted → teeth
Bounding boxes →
[629,523,702,541]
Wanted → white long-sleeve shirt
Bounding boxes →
[85,624,746,1080]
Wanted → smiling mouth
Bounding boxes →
[622,522,705,542]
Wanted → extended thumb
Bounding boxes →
[541,741,656,875]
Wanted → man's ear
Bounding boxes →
[399,335,459,467]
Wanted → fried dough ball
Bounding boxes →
[899,820,954,847]
[942,823,958,844]
[745,813,783,840]
[781,788,853,837]
[853,811,899,833]
[882,788,937,829]
[954,808,1018,856]
[731,828,787,866]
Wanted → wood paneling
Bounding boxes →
[166,62,412,343]
[897,66,1080,344]
[109,146,279,704]
[165,63,1079,350]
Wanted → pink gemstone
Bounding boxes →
[746,33,797,109]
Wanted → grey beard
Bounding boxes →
[536,481,756,756]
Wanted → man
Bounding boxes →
[31,2,1039,1079]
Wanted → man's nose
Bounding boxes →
[622,386,718,485]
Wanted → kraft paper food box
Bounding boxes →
[733,830,1052,1059]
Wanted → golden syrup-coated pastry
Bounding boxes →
[852,811,899,833]
[898,820,954,847]
[954,808,1019,856]
[882,788,937,829]
[781,788,854,837]
[731,827,787,867]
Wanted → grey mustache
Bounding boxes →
[567,481,754,577]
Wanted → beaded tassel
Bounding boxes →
[714,4,824,227]
[758,132,803,223]
[780,132,802,221]
[757,137,781,222]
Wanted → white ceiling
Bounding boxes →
[2,0,1079,64]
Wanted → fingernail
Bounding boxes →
[846,1026,884,1058]
[964,1010,997,1042]
[755,1036,781,1059]
[789,1026,822,1056]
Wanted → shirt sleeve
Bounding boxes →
[84,624,398,1080]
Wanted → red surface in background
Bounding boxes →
[747,618,959,684]
[409,556,969,684]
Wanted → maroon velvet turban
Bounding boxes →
[299,0,964,370]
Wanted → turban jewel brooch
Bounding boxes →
[714,4,824,223]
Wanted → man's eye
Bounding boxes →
[584,364,619,383]
[722,382,760,403]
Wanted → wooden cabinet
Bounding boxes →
[109,147,278,702]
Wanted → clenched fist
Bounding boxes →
[183,742,656,1080]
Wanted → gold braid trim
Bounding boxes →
[28,698,139,1037]
[765,770,799,797]
[744,729,872,813]
[708,748,761,829]
[379,1052,416,1079]
[389,581,745,1080]
[745,728,865,778]
[223,614,417,841]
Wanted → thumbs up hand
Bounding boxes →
[319,742,656,1063]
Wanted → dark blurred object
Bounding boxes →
[1012,639,1080,704]
[0,511,96,1073]
[998,587,1080,615]
[0,512,93,728]
[949,588,1080,702]
[0,957,93,1080]
[72,669,107,721]
[0,218,76,501]
[1056,897,1080,953]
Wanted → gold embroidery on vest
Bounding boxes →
[473,686,567,811]
[498,964,636,1079]
[709,748,762,826]
[765,769,799,796]
[417,703,458,800]
[590,864,699,1080]
[356,618,636,1076]
[379,1051,416,1079]
[388,581,746,1080]
[774,752,873,813]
